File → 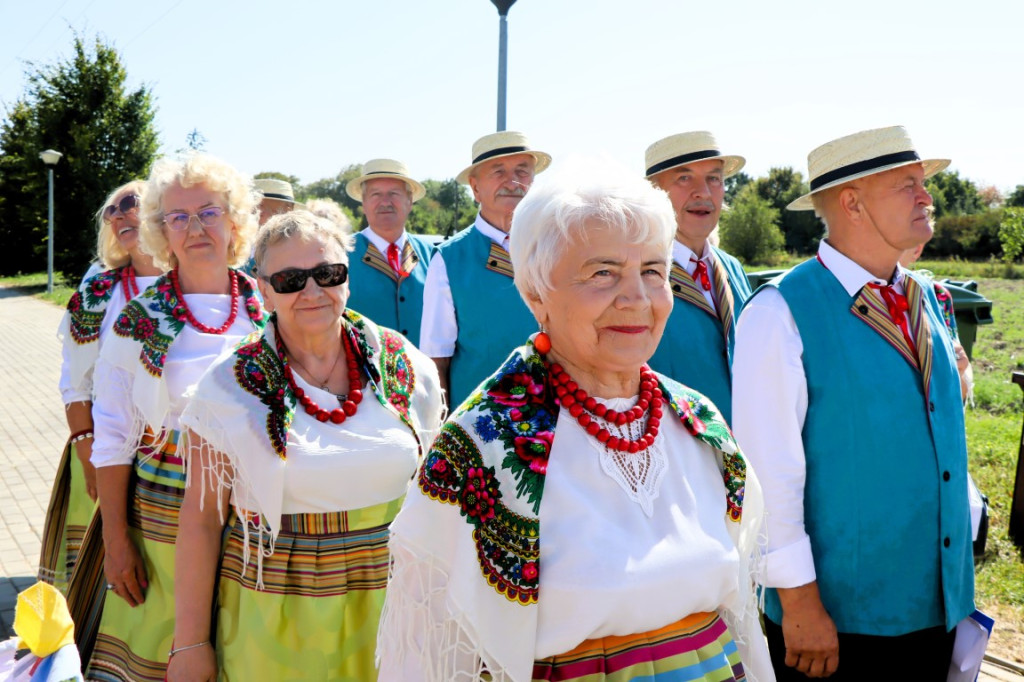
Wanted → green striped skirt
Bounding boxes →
[38,439,97,593]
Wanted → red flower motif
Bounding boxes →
[522,562,539,582]
[172,305,186,320]
[91,279,111,295]
[487,372,545,407]
[460,466,498,523]
[513,431,552,475]
[133,317,155,341]
[68,294,82,312]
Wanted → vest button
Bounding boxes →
[400,296,406,302]
[364,256,371,262]
[402,329,409,335]
[490,260,498,266]
[943,537,951,548]
[943,471,950,481]
[929,401,936,412]
[673,285,681,292]
[858,304,869,314]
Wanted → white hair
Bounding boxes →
[509,161,675,302]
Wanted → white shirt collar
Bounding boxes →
[672,240,711,274]
[817,239,905,296]
[361,226,407,254]
[473,213,510,249]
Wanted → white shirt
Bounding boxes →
[58,275,160,404]
[360,226,407,255]
[672,240,717,312]
[419,214,510,358]
[731,240,905,588]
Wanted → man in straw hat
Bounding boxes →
[732,126,973,680]
[345,159,433,345]
[644,131,752,423]
[255,177,304,225]
[420,131,551,405]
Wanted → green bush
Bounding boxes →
[925,209,1003,260]
[999,207,1024,263]
[719,185,785,265]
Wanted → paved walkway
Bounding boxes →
[0,285,1019,679]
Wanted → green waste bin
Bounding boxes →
[745,269,788,291]
[938,279,994,360]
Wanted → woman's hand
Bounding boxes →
[166,644,217,682]
[103,530,148,607]
[74,438,98,502]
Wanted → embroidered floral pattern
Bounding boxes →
[377,329,415,426]
[112,272,265,378]
[68,268,123,344]
[234,330,294,459]
[419,423,541,605]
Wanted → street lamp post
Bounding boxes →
[39,149,63,294]
[490,0,517,131]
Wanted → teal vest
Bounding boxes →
[438,225,536,407]
[647,246,751,424]
[763,258,973,635]
[346,232,432,346]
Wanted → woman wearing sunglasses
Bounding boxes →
[78,155,268,681]
[41,181,164,594]
[166,210,443,681]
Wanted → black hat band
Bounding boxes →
[809,150,921,191]
[645,149,722,177]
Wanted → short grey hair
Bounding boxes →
[509,165,675,302]
[253,210,355,275]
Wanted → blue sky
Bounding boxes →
[3,0,1023,192]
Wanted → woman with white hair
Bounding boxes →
[80,154,268,681]
[377,167,772,681]
[40,181,163,593]
[167,210,443,681]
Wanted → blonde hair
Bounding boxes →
[95,180,146,268]
[306,198,353,233]
[252,210,355,276]
[138,154,259,270]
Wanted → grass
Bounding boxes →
[0,271,75,306]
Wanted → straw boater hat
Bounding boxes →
[644,131,746,180]
[254,178,304,207]
[787,125,950,211]
[346,159,426,203]
[455,131,552,185]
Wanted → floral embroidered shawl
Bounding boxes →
[99,270,267,458]
[58,267,130,395]
[379,337,769,682]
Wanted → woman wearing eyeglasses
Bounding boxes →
[40,181,163,594]
[80,155,268,682]
[165,210,443,681]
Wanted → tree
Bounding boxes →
[999,208,1024,263]
[925,170,984,218]
[1005,185,1024,208]
[408,179,474,236]
[255,170,302,190]
[0,35,158,277]
[978,184,1003,209]
[750,167,823,254]
[724,171,751,205]
[718,184,785,265]
[303,164,365,225]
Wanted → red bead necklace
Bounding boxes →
[169,268,240,335]
[121,265,139,302]
[548,361,664,453]
[280,329,364,424]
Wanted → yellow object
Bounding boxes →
[13,581,75,657]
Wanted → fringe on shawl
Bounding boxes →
[90,362,168,466]
[376,535,513,682]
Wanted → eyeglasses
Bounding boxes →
[103,194,141,221]
[261,263,349,294]
[162,206,226,231]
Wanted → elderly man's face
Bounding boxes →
[653,158,725,253]
[855,164,934,253]
[362,178,412,238]
[531,222,672,380]
[260,198,293,226]
[469,153,536,226]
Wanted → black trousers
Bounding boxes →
[764,617,955,681]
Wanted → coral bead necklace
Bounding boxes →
[547,360,664,453]
[278,329,364,424]
[169,268,240,335]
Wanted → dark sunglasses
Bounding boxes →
[103,194,141,221]
[262,263,349,294]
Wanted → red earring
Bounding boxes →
[534,330,551,354]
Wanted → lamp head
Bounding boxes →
[39,149,63,166]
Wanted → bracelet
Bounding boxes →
[70,431,94,444]
[168,641,210,659]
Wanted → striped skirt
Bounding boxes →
[38,439,96,593]
[532,612,746,681]
[86,431,184,682]
[215,498,403,680]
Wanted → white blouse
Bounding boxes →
[58,276,160,404]
[535,397,740,659]
[91,293,257,467]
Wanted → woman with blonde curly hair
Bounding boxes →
[40,181,163,594]
[77,154,269,681]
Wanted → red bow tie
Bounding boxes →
[387,243,405,277]
[868,282,915,353]
[690,258,711,291]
